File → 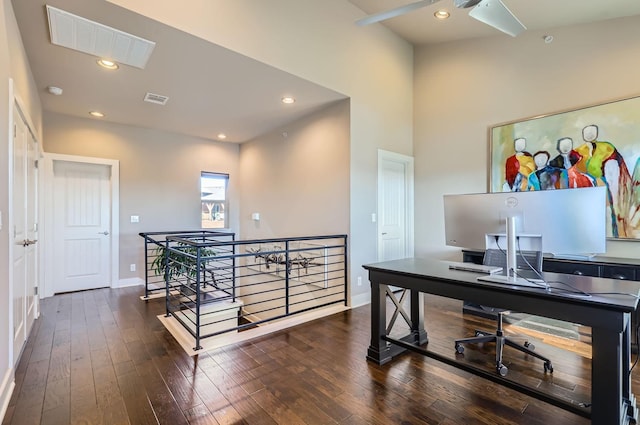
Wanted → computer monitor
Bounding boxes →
[443,186,607,285]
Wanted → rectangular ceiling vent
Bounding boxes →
[144,92,169,105]
[46,5,156,69]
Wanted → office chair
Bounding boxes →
[454,249,554,376]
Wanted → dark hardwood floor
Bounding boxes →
[2,286,639,425]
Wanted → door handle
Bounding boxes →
[381,232,388,235]
[21,239,38,247]
[98,231,110,235]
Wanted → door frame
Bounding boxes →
[41,153,120,298]
[377,149,414,260]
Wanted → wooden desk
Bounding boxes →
[363,258,640,425]
[462,249,640,350]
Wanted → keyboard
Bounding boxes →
[446,261,502,274]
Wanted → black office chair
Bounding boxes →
[454,249,554,376]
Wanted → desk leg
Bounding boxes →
[410,290,428,346]
[622,313,638,422]
[591,327,625,425]
[366,284,428,365]
[367,282,392,365]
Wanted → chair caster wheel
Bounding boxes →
[544,362,554,373]
[524,341,535,350]
[455,344,464,354]
[497,364,508,376]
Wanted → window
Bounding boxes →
[201,172,228,229]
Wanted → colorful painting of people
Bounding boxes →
[503,125,632,238]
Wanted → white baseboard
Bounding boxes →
[114,277,144,289]
[350,292,371,308]
[0,367,15,423]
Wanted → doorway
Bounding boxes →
[41,154,120,296]
[377,150,414,261]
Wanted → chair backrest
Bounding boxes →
[483,249,543,274]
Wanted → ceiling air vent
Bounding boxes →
[143,92,169,105]
[46,5,156,69]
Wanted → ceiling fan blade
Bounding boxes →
[355,0,441,26]
[468,0,526,37]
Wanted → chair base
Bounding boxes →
[455,313,554,376]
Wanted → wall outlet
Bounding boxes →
[357,276,362,286]
[130,263,136,272]
[130,215,139,223]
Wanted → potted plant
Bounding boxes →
[150,242,216,288]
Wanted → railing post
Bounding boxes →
[232,233,236,302]
[195,245,202,350]
[344,235,349,306]
[285,240,290,316]
[164,239,171,317]
[143,235,149,299]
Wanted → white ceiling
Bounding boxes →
[11,0,348,143]
[348,0,640,45]
[12,0,640,143]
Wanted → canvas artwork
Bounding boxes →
[489,95,640,239]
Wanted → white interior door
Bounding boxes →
[11,103,38,365]
[53,161,112,293]
[25,124,38,339]
[378,150,414,261]
[12,105,27,365]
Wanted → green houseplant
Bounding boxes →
[151,242,216,283]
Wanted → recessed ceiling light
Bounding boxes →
[89,111,105,118]
[281,96,295,104]
[97,59,119,70]
[434,10,450,20]
[217,133,227,140]
[47,86,63,95]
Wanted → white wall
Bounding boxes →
[414,16,640,259]
[43,112,241,280]
[106,0,414,303]
[239,100,350,239]
[0,0,43,417]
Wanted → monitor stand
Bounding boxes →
[477,274,545,288]
[478,215,546,289]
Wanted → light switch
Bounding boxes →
[130,215,139,223]
[371,213,376,223]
